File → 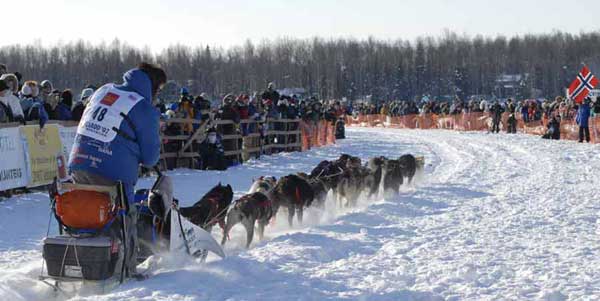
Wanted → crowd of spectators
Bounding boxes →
[0,64,96,126]
[0,62,348,173]
[157,82,347,170]
[351,95,600,141]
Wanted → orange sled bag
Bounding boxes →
[55,190,116,230]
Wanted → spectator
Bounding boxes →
[479,98,489,113]
[0,76,24,122]
[593,97,600,116]
[261,82,280,105]
[55,90,73,120]
[177,96,195,134]
[44,89,61,120]
[72,88,94,121]
[543,115,561,140]
[489,100,504,133]
[216,94,241,159]
[576,97,591,143]
[197,127,227,170]
[13,72,23,91]
[39,80,53,104]
[0,80,14,123]
[520,101,529,122]
[506,98,517,134]
[236,94,250,135]
[0,74,19,96]
[21,81,48,125]
[193,93,212,121]
[20,80,39,113]
[0,64,6,75]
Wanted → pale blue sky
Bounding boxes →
[5,0,600,51]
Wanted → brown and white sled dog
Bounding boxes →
[221,192,274,248]
[249,176,277,196]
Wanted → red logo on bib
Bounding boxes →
[100,93,120,106]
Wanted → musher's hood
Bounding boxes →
[119,68,153,101]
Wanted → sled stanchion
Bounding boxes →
[118,182,128,284]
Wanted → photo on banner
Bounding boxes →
[0,127,29,190]
[20,125,64,187]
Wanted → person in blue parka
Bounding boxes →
[68,62,166,276]
[576,97,591,143]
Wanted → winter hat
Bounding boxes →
[80,88,94,101]
[165,110,176,119]
[0,79,10,92]
[22,81,39,97]
[61,89,73,108]
[0,74,18,93]
[222,94,235,105]
[40,80,53,91]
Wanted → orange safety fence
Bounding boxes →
[347,113,600,144]
[300,120,336,150]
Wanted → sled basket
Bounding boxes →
[43,235,119,280]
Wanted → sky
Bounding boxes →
[4,0,600,52]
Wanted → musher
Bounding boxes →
[68,62,166,276]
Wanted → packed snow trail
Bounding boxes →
[1,128,600,300]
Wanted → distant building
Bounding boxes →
[495,74,528,99]
[278,88,307,99]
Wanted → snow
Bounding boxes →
[1,128,600,300]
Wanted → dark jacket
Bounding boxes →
[71,102,85,121]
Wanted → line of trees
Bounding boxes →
[1,30,600,101]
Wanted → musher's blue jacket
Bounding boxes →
[68,69,161,201]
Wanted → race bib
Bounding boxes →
[77,84,143,143]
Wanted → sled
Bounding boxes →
[40,172,226,295]
[40,180,132,295]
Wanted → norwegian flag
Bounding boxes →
[568,66,599,104]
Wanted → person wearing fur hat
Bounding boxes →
[20,81,48,125]
[0,73,19,95]
[19,80,39,113]
[0,75,24,122]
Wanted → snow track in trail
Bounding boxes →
[1,128,600,300]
